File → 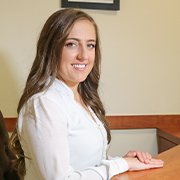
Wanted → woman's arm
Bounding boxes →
[124,157,164,171]
[19,96,129,180]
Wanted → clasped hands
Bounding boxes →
[123,150,164,171]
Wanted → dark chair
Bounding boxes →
[0,111,19,180]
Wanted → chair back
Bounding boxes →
[0,111,19,180]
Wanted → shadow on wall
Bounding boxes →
[0,51,19,116]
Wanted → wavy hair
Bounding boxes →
[9,8,111,179]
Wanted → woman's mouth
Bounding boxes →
[72,64,87,71]
[72,64,86,68]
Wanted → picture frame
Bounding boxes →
[61,0,120,11]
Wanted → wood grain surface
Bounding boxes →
[111,144,180,180]
[5,115,180,132]
[106,115,180,130]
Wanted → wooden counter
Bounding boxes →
[5,115,180,132]
[5,115,180,153]
[111,144,180,180]
[106,115,180,153]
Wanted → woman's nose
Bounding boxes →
[77,45,88,61]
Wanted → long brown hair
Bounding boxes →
[9,8,111,179]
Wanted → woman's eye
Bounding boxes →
[66,43,76,47]
[87,44,95,49]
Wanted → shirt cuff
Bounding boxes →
[101,157,129,179]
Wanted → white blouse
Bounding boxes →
[18,78,128,180]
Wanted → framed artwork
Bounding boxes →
[61,0,120,10]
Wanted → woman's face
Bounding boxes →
[57,19,96,88]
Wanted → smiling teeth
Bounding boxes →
[73,64,86,68]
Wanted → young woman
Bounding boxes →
[9,8,163,180]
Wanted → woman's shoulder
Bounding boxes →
[28,78,72,107]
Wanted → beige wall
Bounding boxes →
[0,0,180,117]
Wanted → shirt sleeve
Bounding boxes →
[20,96,129,180]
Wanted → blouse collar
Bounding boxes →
[52,77,75,100]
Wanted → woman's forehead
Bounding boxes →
[67,19,96,40]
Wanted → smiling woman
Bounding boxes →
[9,8,163,180]
[57,19,96,89]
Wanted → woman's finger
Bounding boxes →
[141,152,152,164]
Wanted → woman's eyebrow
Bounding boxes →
[66,38,96,42]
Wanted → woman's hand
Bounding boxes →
[123,157,164,171]
[123,150,152,164]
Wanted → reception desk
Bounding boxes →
[106,115,180,180]
[111,144,180,180]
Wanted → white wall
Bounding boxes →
[94,1,180,115]
[0,0,180,117]
[0,0,60,116]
